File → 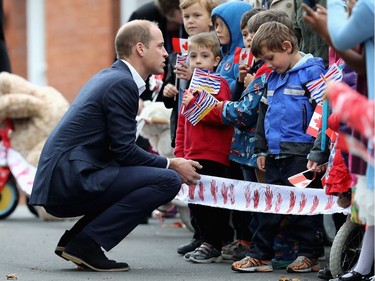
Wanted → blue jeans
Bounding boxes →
[247,155,323,260]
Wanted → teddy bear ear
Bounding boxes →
[0,72,35,95]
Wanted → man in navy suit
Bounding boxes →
[30,19,202,272]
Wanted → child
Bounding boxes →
[231,21,325,273]
[220,7,265,262]
[163,0,218,148]
[162,0,220,257]
[210,0,253,257]
[221,8,294,263]
[211,1,252,94]
[174,31,233,263]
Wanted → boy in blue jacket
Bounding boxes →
[231,21,325,273]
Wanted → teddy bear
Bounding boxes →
[0,71,70,220]
[137,100,174,158]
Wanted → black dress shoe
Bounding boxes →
[177,239,201,255]
[62,233,130,272]
[317,266,333,280]
[55,230,73,260]
[330,270,371,281]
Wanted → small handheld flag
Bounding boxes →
[306,63,343,104]
[176,54,188,66]
[288,169,316,188]
[189,68,222,95]
[172,38,189,54]
[234,47,254,66]
[306,104,323,138]
[182,90,218,126]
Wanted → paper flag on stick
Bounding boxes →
[306,103,323,138]
[288,169,316,188]
[182,90,218,126]
[234,47,255,66]
[172,38,189,54]
[189,68,221,95]
[306,63,343,104]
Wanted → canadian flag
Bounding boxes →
[172,37,189,54]
[288,169,316,188]
[306,104,322,138]
[234,47,254,66]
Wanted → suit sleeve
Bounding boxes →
[104,78,167,168]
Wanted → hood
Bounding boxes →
[211,1,252,55]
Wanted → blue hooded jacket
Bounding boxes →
[211,1,252,95]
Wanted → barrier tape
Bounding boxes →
[0,144,35,196]
[175,175,349,215]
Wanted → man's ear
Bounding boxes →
[135,42,145,57]
[282,41,293,53]
[214,56,221,67]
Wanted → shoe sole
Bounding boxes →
[222,254,234,260]
[231,265,273,272]
[189,255,223,264]
[61,252,130,272]
[286,265,320,273]
[55,246,69,261]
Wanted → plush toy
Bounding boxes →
[0,71,70,220]
[137,100,174,158]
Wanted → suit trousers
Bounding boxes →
[46,166,181,251]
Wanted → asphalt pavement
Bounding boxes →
[0,205,328,281]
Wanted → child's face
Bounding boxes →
[241,27,252,48]
[182,2,212,36]
[214,17,230,45]
[188,46,220,71]
[258,46,293,74]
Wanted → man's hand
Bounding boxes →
[169,158,202,185]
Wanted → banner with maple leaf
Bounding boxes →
[175,175,348,215]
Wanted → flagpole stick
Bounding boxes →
[320,75,329,151]
[174,76,179,101]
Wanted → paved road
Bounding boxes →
[1,205,327,281]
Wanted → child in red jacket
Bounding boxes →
[174,31,233,263]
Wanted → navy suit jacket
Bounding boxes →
[30,60,168,206]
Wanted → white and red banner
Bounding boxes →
[172,37,189,54]
[175,175,349,215]
[234,47,254,66]
[0,144,36,196]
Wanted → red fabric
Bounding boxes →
[254,64,272,79]
[327,82,374,142]
[174,77,233,166]
[325,148,353,195]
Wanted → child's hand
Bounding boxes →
[163,83,178,98]
[257,155,266,172]
[174,62,192,81]
[244,73,254,88]
[182,89,194,106]
[238,64,250,83]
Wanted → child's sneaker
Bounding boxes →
[188,242,222,263]
[221,241,237,260]
[286,256,320,273]
[231,256,273,272]
[222,240,250,260]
